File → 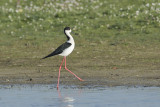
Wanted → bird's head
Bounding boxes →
[64,27,71,33]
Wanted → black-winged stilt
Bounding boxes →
[42,27,83,89]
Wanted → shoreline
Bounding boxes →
[0,67,160,87]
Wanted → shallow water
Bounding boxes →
[0,85,160,107]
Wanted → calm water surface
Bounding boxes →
[0,85,160,107]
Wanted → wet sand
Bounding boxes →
[0,60,160,87]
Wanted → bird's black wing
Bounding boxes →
[42,42,71,59]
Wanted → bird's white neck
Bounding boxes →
[65,31,74,44]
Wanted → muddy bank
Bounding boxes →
[0,64,160,87]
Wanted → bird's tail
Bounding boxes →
[41,56,49,59]
[42,55,52,59]
[41,52,57,59]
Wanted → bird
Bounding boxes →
[42,27,83,89]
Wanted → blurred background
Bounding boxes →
[0,0,159,72]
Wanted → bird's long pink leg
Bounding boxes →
[64,56,83,81]
[57,57,65,90]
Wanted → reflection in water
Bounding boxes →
[0,85,160,107]
[63,97,75,102]
[57,88,77,107]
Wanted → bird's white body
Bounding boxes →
[59,30,75,56]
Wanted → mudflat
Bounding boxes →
[0,54,160,87]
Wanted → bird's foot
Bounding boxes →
[78,77,84,81]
